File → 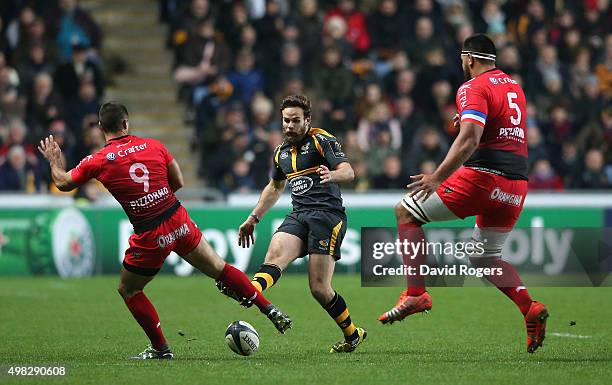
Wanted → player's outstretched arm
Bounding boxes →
[37,135,78,192]
[318,162,354,184]
[238,179,286,247]
[167,159,184,192]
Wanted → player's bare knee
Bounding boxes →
[210,257,226,276]
[197,251,225,278]
[310,286,332,304]
[309,280,334,304]
[117,284,125,298]
[182,239,225,278]
[264,245,285,266]
[117,282,140,299]
[395,202,419,224]
[394,202,404,219]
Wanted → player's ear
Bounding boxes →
[122,119,129,130]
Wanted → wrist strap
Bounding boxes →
[250,214,260,223]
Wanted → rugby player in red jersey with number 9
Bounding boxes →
[38,102,291,360]
[377,34,549,353]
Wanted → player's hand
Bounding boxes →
[238,217,257,248]
[453,113,460,131]
[318,165,333,184]
[407,174,442,202]
[37,135,63,167]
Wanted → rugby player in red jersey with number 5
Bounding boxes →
[38,102,291,360]
[377,34,549,353]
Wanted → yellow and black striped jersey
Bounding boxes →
[272,128,348,213]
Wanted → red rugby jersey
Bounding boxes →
[455,68,528,179]
[70,135,179,225]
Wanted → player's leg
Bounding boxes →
[308,253,366,353]
[120,230,174,360]
[181,237,274,308]
[468,224,533,314]
[379,168,478,324]
[469,223,548,352]
[118,267,173,359]
[215,231,301,305]
[304,211,366,352]
[468,178,548,352]
[378,193,459,324]
[182,236,292,333]
[216,213,305,301]
[250,213,307,292]
[180,235,227,278]
[170,206,267,308]
[395,201,428,296]
[250,232,303,292]
[172,207,291,333]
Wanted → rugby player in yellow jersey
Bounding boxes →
[218,94,366,353]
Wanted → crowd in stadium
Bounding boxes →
[0,0,104,195]
[163,0,611,193]
[0,0,610,196]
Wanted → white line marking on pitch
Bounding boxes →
[549,332,592,339]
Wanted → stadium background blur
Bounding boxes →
[0,0,610,199]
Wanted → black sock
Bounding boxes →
[324,292,359,342]
[251,264,282,292]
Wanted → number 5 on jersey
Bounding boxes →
[507,92,521,126]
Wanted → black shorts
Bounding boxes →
[276,210,347,260]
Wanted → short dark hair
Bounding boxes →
[462,33,497,62]
[99,102,128,133]
[280,94,311,118]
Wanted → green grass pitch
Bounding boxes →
[1,275,611,385]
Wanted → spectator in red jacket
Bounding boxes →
[325,0,370,56]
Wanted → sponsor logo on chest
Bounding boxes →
[116,142,147,157]
[489,76,518,85]
[290,176,314,195]
[129,186,170,209]
[498,127,525,143]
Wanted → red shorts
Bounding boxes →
[123,205,203,276]
[437,167,528,230]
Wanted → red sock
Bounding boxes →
[398,222,426,296]
[473,258,533,315]
[219,263,271,312]
[123,292,167,350]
